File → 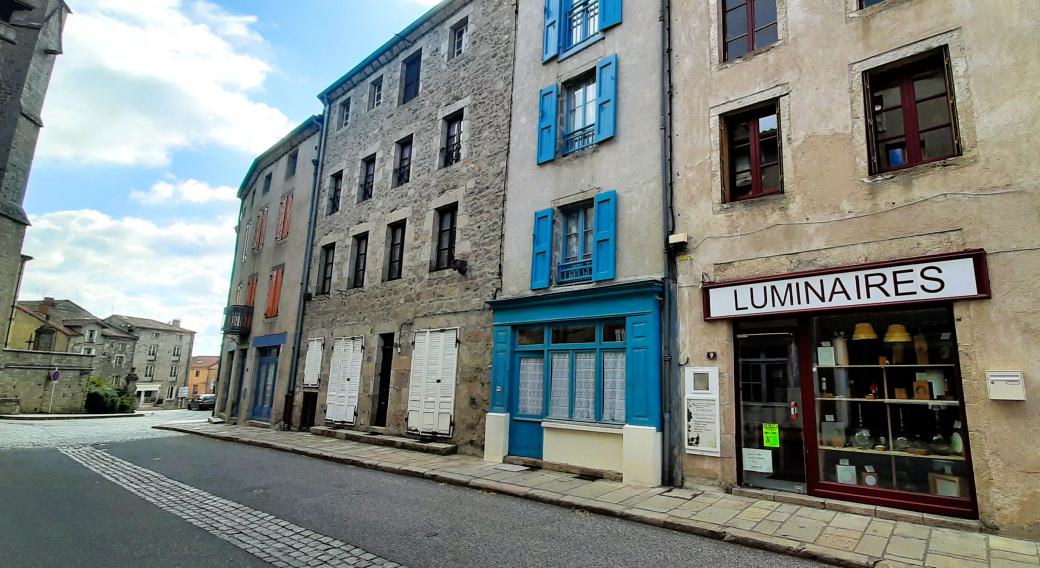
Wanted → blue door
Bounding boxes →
[251,347,278,422]
[509,354,546,458]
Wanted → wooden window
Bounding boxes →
[387,222,406,281]
[262,173,272,194]
[564,73,596,154]
[394,137,412,187]
[266,267,283,318]
[564,0,600,52]
[359,156,375,202]
[253,208,268,250]
[402,51,422,104]
[723,101,782,201]
[170,366,178,378]
[145,365,154,378]
[369,76,383,109]
[722,0,778,61]
[442,113,463,167]
[327,172,342,215]
[319,244,335,295]
[275,193,293,241]
[450,18,468,59]
[246,275,258,307]
[339,98,351,129]
[866,51,959,174]
[286,150,298,178]
[434,205,457,271]
[559,204,594,284]
[352,234,368,288]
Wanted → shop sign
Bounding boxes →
[703,250,990,320]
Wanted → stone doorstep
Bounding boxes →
[502,455,624,482]
[731,487,982,534]
[308,426,456,456]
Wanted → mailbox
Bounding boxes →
[986,370,1026,401]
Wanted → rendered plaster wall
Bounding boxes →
[296,0,515,454]
[669,0,1040,537]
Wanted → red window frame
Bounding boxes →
[722,0,778,61]
[724,102,782,202]
[867,52,959,174]
[265,268,283,318]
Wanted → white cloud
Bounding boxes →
[37,0,295,167]
[131,176,238,206]
[18,209,238,355]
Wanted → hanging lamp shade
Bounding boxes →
[884,324,913,343]
[852,323,878,340]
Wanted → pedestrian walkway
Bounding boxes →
[155,422,1040,568]
[0,412,142,420]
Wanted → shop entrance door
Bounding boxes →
[737,331,806,493]
[251,347,279,422]
[509,354,546,459]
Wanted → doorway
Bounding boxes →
[736,328,806,493]
[299,391,318,430]
[251,346,279,422]
[373,334,394,427]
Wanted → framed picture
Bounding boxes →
[928,473,967,498]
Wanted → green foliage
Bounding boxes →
[85,376,132,414]
[117,396,136,413]
[87,376,110,390]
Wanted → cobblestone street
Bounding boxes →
[0,410,196,448]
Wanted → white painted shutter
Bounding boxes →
[435,329,459,435]
[343,337,363,425]
[324,338,346,422]
[303,338,323,387]
[407,331,428,432]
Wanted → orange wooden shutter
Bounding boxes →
[266,268,283,318]
[275,197,286,240]
[281,194,293,239]
[246,276,257,306]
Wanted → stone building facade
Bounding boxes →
[106,316,194,408]
[215,117,322,426]
[289,0,515,454]
[669,0,1040,537]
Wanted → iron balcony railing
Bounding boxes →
[393,164,411,186]
[564,124,596,154]
[358,179,374,201]
[564,0,600,51]
[558,258,593,284]
[441,141,462,168]
[221,305,254,336]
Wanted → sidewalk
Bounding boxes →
[154,422,1040,568]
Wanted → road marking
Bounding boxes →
[59,445,406,568]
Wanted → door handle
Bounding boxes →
[790,401,798,420]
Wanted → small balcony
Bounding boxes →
[222,305,254,337]
[558,259,593,285]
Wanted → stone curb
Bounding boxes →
[1,412,145,421]
[153,424,911,568]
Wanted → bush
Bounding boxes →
[117,396,135,413]
[84,388,121,414]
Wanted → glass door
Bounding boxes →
[737,331,806,493]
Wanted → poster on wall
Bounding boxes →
[686,398,719,454]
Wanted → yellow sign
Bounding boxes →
[763,423,780,448]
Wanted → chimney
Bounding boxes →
[43,297,56,305]
[172,319,182,328]
[38,304,49,315]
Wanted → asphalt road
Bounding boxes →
[0,415,825,567]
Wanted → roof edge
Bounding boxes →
[238,115,323,198]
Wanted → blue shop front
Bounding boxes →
[484,280,664,485]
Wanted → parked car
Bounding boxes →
[188,394,216,411]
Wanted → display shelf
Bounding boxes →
[818,445,966,461]
[815,397,959,406]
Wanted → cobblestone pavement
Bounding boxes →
[0,410,196,448]
[159,422,1040,568]
[59,444,406,568]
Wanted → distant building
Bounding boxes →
[188,355,219,396]
[105,315,195,408]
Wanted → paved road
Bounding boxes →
[0,413,825,567]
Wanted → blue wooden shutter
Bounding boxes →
[592,190,616,281]
[543,0,560,62]
[489,327,511,413]
[594,54,618,143]
[600,0,622,30]
[625,314,661,428]
[531,208,554,289]
[537,85,559,164]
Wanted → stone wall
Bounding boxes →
[0,349,93,414]
[294,0,515,454]
[0,219,26,348]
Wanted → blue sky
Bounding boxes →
[21,0,441,354]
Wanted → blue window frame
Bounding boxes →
[514,321,626,424]
[564,74,596,154]
[563,0,599,52]
[559,204,593,284]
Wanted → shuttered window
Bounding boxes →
[245,275,258,307]
[537,54,617,164]
[530,191,615,290]
[253,208,268,250]
[407,329,460,436]
[544,0,622,61]
[303,338,323,387]
[265,267,283,318]
[275,193,293,241]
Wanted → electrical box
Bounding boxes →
[668,233,688,245]
[986,370,1026,401]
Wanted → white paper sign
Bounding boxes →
[742,448,773,474]
[706,256,984,319]
[178,387,189,398]
[686,398,719,454]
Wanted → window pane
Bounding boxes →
[603,352,626,422]
[731,121,751,144]
[920,127,955,160]
[755,23,778,49]
[917,97,951,130]
[552,325,597,344]
[760,138,779,165]
[725,8,748,42]
[726,39,749,60]
[517,328,545,346]
[724,0,745,10]
[565,233,579,261]
[758,113,778,136]
[872,82,902,111]
[733,147,751,172]
[566,211,580,234]
[754,0,777,28]
[573,352,596,420]
[584,83,596,125]
[761,164,781,191]
[549,353,571,418]
[694,372,710,392]
[603,322,626,342]
[518,358,544,415]
[879,138,907,168]
[913,67,947,101]
[875,108,905,138]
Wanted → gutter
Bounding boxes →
[282,103,331,430]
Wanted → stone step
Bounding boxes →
[309,426,456,456]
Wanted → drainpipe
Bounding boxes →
[283,109,330,430]
[659,0,681,487]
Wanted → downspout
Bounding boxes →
[283,109,330,430]
[659,0,680,487]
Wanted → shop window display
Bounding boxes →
[813,308,972,500]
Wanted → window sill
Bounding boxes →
[845,0,915,21]
[862,153,974,185]
[715,40,783,72]
[714,190,789,215]
[542,420,623,434]
[557,34,604,64]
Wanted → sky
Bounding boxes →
[20,0,442,355]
